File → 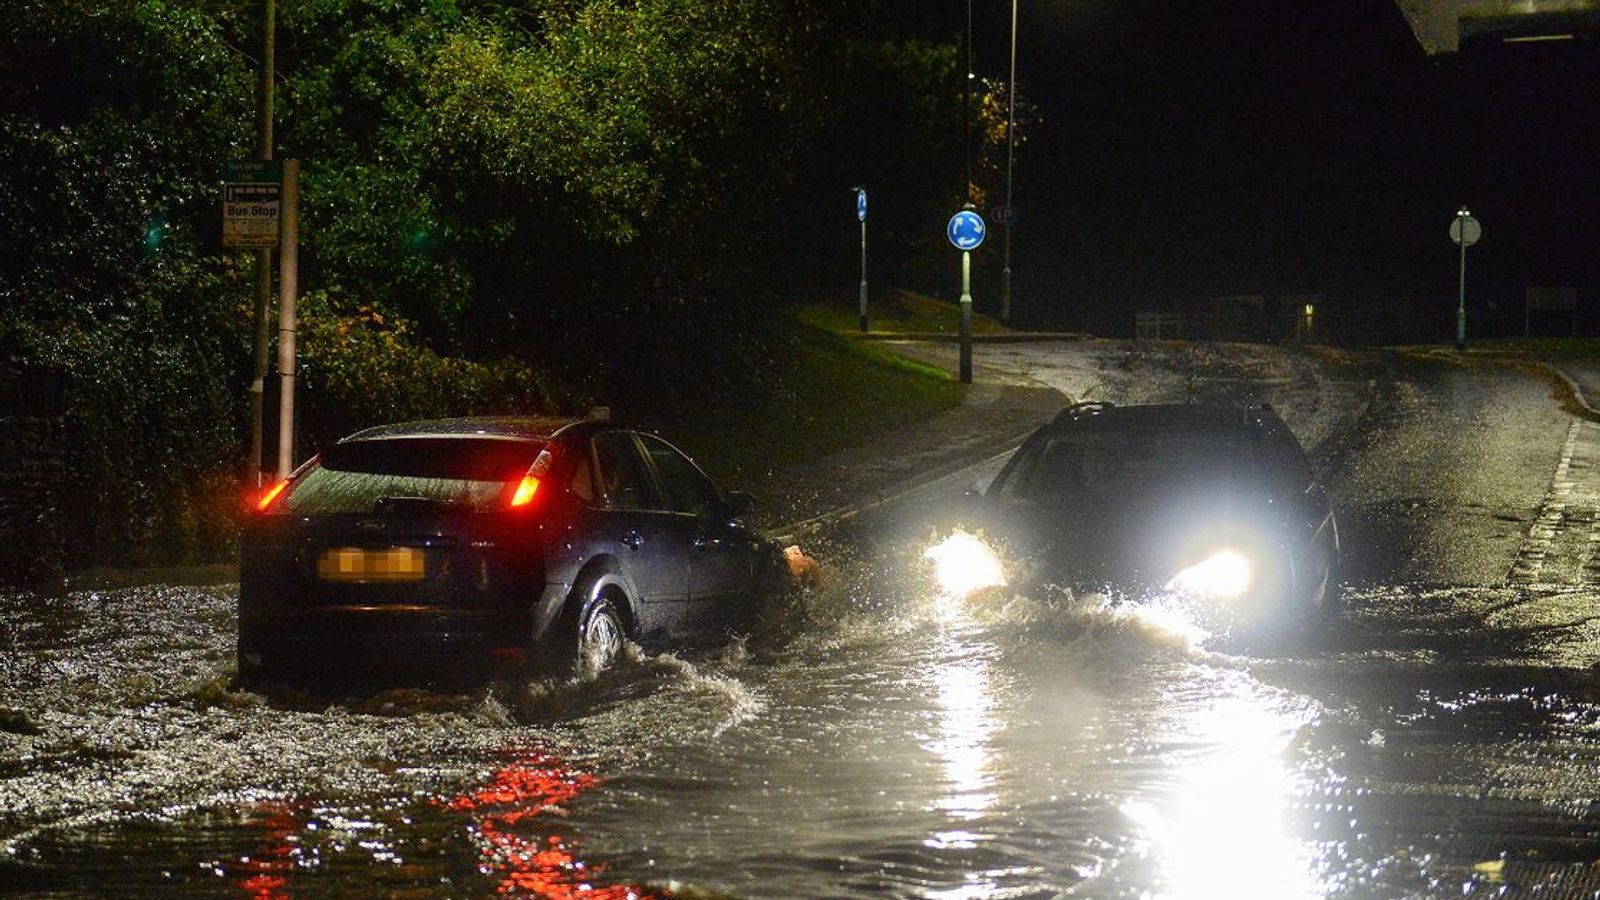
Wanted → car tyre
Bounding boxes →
[576,595,626,675]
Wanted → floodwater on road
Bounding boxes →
[7,545,1600,898]
[7,344,1600,898]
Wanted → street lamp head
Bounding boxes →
[1458,205,1471,216]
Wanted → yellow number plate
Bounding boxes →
[316,547,425,582]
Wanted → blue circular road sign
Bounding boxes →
[947,210,986,251]
[856,189,867,222]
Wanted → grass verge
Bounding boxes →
[1464,337,1600,359]
[636,322,965,501]
[797,289,1008,335]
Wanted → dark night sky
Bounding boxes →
[903,0,1600,340]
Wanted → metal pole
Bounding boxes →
[859,216,868,333]
[248,0,275,488]
[1456,210,1468,351]
[960,251,973,384]
[1001,0,1018,325]
[276,160,299,478]
[964,0,973,201]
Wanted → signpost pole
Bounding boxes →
[276,159,299,479]
[960,251,973,384]
[859,206,869,334]
[249,250,272,488]
[948,207,984,386]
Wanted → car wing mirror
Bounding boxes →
[953,487,991,523]
[721,490,756,517]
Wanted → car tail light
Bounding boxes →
[507,447,556,509]
[256,478,290,511]
[253,454,320,514]
[509,475,540,507]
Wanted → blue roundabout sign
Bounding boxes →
[947,210,986,251]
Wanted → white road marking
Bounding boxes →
[1508,419,1600,584]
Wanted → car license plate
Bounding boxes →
[317,547,425,582]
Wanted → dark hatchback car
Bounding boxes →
[974,401,1340,624]
[239,416,785,682]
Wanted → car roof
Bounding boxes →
[1045,401,1282,433]
[341,415,588,443]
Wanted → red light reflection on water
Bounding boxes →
[232,802,300,900]
[444,751,661,899]
[223,753,652,898]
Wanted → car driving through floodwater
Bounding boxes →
[958,400,1340,631]
[239,416,790,684]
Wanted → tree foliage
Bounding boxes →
[0,0,974,565]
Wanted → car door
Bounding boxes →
[636,434,762,638]
[590,431,690,643]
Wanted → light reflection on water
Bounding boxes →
[920,573,1005,897]
[924,655,998,831]
[1122,671,1325,900]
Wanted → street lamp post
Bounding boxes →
[247,0,275,488]
[1449,206,1482,351]
[1001,0,1018,325]
[964,0,973,201]
[1457,211,1467,350]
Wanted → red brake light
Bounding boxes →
[256,478,289,511]
[509,475,540,507]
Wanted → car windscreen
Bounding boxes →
[994,426,1258,508]
[282,437,544,514]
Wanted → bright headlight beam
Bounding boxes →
[1167,549,1252,601]
[924,530,1006,599]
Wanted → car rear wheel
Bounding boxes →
[577,596,626,674]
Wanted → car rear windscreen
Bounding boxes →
[997,426,1256,506]
[282,437,544,514]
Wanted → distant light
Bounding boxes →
[1503,33,1575,43]
[1303,304,1315,317]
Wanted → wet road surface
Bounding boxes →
[6,343,1600,898]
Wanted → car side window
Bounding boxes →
[639,435,720,515]
[569,453,596,504]
[592,432,659,511]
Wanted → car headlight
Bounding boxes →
[1167,549,1253,601]
[924,530,1006,598]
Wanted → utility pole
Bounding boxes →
[1001,0,1018,325]
[247,0,275,488]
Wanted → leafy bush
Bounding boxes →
[294,291,577,454]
